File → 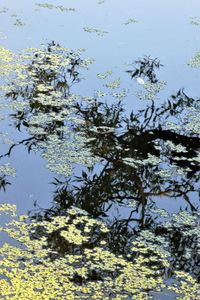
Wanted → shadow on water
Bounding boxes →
[0,43,200,285]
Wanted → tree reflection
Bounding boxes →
[32,87,200,278]
[0,175,11,191]
[0,45,200,280]
[126,55,163,83]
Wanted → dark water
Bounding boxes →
[0,1,200,299]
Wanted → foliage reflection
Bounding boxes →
[0,44,200,284]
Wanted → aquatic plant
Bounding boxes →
[0,45,23,76]
[0,43,98,176]
[97,70,113,79]
[0,163,15,191]
[13,18,25,27]
[98,0,105,4]
[169,272,200,299]
[83,27,108,37]
[189,16,200,26]
[0,163,16,177]
[188,51,200,68]
[0,203,200,299]
[35,3,75,12]
[0,44,199,294]
[135,80,166,100]
[0,7,8,13]
[124,18,138,25]
[105,78,121,89]
[0,203,167,299]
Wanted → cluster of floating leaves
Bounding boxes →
[0,204,164,299]
[183,105,200,135]
[0,163,16,177]
[97,0,106,4]
[0,46,23,77]
[189,16,200,26]
[105,78,121,89]
[138,204,200,277]
[96,71,128,100]
[0,43,98,176]
[35,3,76,12]
[123,149,189,180]
[126,201,200,278]
[0,203,199,299]
[13,18,25,27]
[124,18,138,25]
[188,50,200,68]
[0,6,25,28]
[83,27,108,37]
[132,231,170,267]
[162,211,200,239]
[164,102,200,137]
[97,70,113,79]
[169,271,200,300]
[40,133,98,176]
[155,140,198,177]
[135,80,167,101]
[123,154,161,169]
[0,7,8,13]
[0,163,15,191]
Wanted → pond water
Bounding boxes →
[0,1,200,299]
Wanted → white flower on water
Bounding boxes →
[136,77,145,85]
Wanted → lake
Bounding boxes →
[0,1,200,299]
